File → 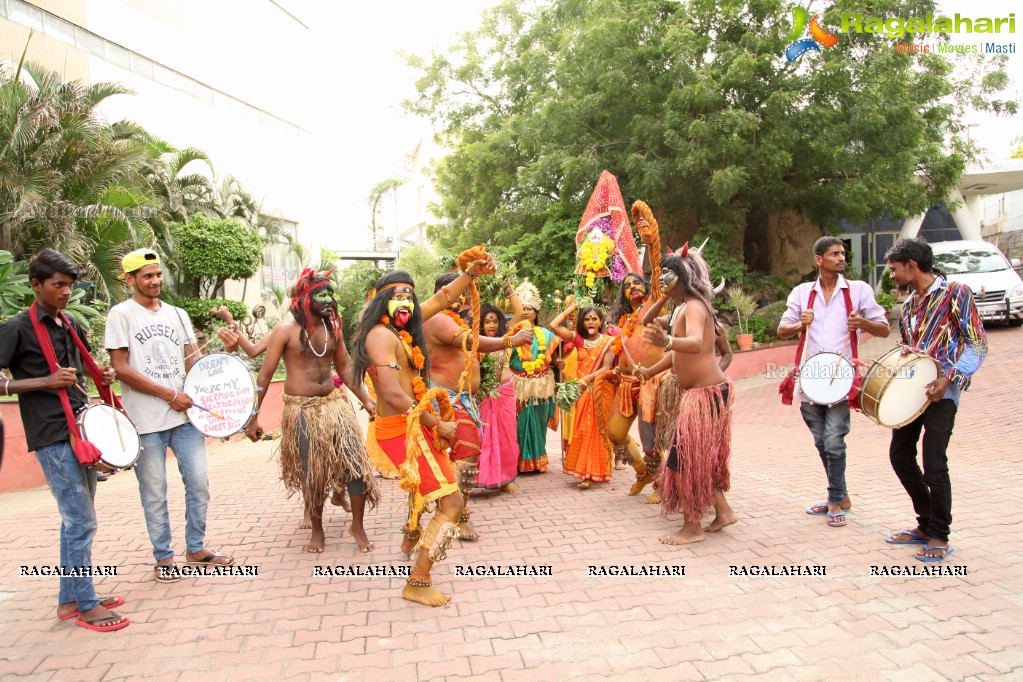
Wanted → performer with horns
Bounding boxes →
[246,269,379,553]
[642,243,739,545]
[423,272,532,540]
[351,247,497,606]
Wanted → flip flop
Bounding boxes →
[58,595,124,621]
[806,503,828,515]
[154,564,181,583]
[184,551,235,566]
[827,511,847,527]
[75,612,130,632]
[886,529,929,545]
[915,545,955,563]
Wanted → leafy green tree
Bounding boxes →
[333,261,384,343]
[395,243,446,293]
[405,0,1017,283]
[175,213,262,298]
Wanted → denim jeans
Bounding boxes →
[889,399,957,543]
[799,401,851,505]
[35,441,100,611]
[135,423,209,561]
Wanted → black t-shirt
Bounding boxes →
[0,308,90,451]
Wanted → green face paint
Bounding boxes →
[313,290,334,303]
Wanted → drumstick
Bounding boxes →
[73,382,125,450]
[191,403,226,420]
[829,334,852,386]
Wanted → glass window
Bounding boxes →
[104,41,130,70]
[8,1,43,30]
[42,14,75,45]
[933,248,1009,274]
[75,28,104,57]
[130,53,154,79]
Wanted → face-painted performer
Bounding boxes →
[423,273,532,540]
[507,281,561,474]
[351,249,497,607]
[641,243,739,545]
[245,269,379,554]
[602,272,664,496]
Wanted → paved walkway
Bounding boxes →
[1,328,1021,681]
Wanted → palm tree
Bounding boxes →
[0,54,157,302]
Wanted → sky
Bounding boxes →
[288,0,1022,250]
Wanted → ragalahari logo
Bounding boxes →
[785,6,840,61]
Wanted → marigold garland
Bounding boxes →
[611,311,639,356]
[518,326,549,375]
[395,329,425,370]
[380,315,391,325]
[578,236,614,288]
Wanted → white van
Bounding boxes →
[930,240,1023,327]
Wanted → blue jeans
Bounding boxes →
[800,401,851,505]
[35,441,100,610]
[135,423,209,562]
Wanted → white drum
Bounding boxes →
[860,347,940,428]
[183,352,258,438]
[799,352,855,406]
[76,404,141,473]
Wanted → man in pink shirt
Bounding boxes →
[778,237,890,528]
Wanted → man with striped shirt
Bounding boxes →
[883,238,987,563]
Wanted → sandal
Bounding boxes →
[154,564,181,583]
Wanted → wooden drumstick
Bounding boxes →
[191,403,226,420]
[829,334,852,386]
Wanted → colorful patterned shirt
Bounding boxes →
[898,276,987,405]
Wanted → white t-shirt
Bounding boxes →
[105,298,198,434]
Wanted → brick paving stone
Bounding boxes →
[1,328,1021,680]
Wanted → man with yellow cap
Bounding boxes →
[105,249,237,582]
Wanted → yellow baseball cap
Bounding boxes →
[119,248,161,280]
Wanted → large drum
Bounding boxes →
[183,352,258,438]
[77,404,141,473]
[859,347,940,428]
[799,352,855,406]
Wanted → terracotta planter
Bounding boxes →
[735,333,754,351]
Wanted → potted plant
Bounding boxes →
[726,286,757,351]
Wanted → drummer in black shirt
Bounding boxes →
[0,249,127,631]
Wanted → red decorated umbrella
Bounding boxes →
[575,171,641,282]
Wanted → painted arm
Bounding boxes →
[640,294,670,326]
[506,280,525,327]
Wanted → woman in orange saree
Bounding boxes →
[555,306,616,488]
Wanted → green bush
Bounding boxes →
[168,297,248,334]
[747,300,788,343]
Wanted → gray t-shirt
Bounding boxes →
[105,298,198,434]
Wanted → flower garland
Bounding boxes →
[392,328,425,371]
[518,328,549,375]
[578,235,613,288]
[611,311,639,356]
[442,309,469,332]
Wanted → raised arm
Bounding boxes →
[243,324,288,441]
[640,294,671,326]
[506,280,525,327]
[549,303,578,341]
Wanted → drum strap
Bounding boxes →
[792,289,818,366]
[841,287,858,360]
[28,302,118,466]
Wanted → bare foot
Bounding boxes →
[57,596,123,620]
[645,490,661,505]
[659,527,705,545]
[299,510,312,530]
[458,520,480,541]
[331,491,352,513]
[306,528,325,553]
[705,510,738,533]
[348,524,374,552]
[400,536,417,558]
[402,584,452,607]
[577,481,591,489]
[500,483,518,493]
[628,474,654,496]
[76,604,128,630]
[614,463,626,470]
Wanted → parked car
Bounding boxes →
[930,240,1023,327]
